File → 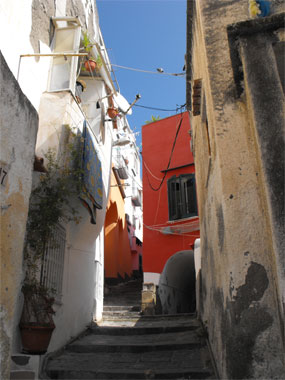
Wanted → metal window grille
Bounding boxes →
[40,223,66,299]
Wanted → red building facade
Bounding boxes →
[142,112,199,314]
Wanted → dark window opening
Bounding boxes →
[167,174,198,221]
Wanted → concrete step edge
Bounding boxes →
[89,325,199,335]
[103,306,141,311]
[47,367,212,379]
[67,342,204,353]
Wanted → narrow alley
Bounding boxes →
[44,280,215,379]
[1,1,284,379]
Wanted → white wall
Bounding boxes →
[0,0,51,110]
[0,0,114,355]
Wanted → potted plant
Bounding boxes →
[20,144,81,354]
[82,31,93,53]
[84,55,103,73]
[82,31,103,73]
[107,107,119,119]
[84,58,97,72]
[19,281,55,354]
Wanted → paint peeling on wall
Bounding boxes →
[30,0,56,57]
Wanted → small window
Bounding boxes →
[167,174,198,221]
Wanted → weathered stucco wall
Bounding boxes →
[188,0,285,378]
[0,52,38,380]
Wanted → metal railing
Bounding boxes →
[40,224,66,300]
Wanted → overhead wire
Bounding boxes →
[111,63,185,77]
[133,103,186,112]
[143,160,161,181]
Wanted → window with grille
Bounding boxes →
[167,174,198,221]
[40,223,66,300]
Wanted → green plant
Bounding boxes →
[95,54,102,69]
[82,31,93,53]
[81,55,102,73]
[22,137,82,323]
[20,281,55,325]
[81,31,103,72]
[145,115,161,124]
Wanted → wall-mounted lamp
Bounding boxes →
[124,94,141,115]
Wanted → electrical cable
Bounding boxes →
[143,160,161,181]
[133,103,186,112]
[111,63,185,77]
[142,111,185,192]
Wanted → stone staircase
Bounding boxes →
[44,279,216,379]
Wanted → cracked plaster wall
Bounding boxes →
[188,0,285,378]
[0,52,38,380]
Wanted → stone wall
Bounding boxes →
[187,0,285,378]
[0,52,38,380]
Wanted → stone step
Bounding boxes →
[46,349,213,379]
[47,366,213,379]
[102,311,141,319]
[102,312,196,321]
[103,305,141,312]
[90,323,199,335]
[102,313,141,319]
[103,302,141,308]
[67,330,204,353]
[98,313,199,327]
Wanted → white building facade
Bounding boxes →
[0,1,142,376]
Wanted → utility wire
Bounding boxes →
[142,111,185,192]
[111,63,185,77]
[134,103,186,112]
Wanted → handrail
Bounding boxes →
[17,53,88,81]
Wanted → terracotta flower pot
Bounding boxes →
[20,323,55,354]
[84,59,96,72]
[107,107,119,119]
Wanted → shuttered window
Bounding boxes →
[167,174,197,221]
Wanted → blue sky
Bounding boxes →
[97,0,187,148]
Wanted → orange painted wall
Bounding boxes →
[104,169,132,279]
[142,112,200,275]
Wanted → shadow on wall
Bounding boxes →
[158,250,196,314]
